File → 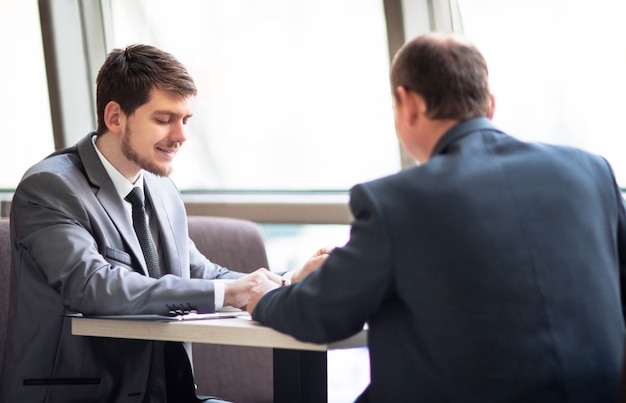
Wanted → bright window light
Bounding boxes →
[458,0,626,186]
[108,0,401,191]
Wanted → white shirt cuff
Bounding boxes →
[214,280,225,311]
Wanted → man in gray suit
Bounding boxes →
[0,44,324,403]
[247,33,626,402]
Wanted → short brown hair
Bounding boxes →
[95,44,197,134]
[390,33,491,120]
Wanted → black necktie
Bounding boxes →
[125,187,167,402]
[125,187,161,279]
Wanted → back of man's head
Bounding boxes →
[391,32,491,121]
[95,44,198,135]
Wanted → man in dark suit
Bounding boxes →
[247,32,626,402]
[0,44,323,403]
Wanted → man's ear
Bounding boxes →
[487,93,496,120]
[395,86,420,126]
[103,101,123,134]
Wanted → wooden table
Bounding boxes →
[72,314,367,403]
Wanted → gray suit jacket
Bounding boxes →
[253,117,626,402]
[1,132,243,402]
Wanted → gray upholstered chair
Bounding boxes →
[187,216,273,403]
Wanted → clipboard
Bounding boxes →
[66,311,250,321]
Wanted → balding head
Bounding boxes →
[391,32,491,120]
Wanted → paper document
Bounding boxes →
[66,311,250,321]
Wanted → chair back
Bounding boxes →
[0,219,11,384]
[187,216,273,403]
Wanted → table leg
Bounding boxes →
[273,348,328,403]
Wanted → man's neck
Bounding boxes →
[94,133,141,183]
[415,118,459,163]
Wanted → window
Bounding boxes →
[107,0,401,191]
[0,1,54,189]
[457,0,626,187]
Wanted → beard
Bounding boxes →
[121,128,172,177]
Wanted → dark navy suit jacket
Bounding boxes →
[253,117,626,402]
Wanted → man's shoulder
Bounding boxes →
[22,151,83,185]
[523,140,610,173]
[349,167,424,207]
[21,132,98,181]
[21,146,82,181]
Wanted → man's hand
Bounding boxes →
[290,247,332,283]
[243,248,333,314]
[223,268,283,309]
[245,277,281,314]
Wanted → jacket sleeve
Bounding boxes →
[12,170,219,315]
[252,183,394,343]
[617,194,626,322]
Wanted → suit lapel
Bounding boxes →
[144,176,182,277]
[76,132,150,276]
[99,181,149,276]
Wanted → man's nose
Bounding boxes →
[171,120,187,143]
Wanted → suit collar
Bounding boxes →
[77,134,128,226]
[77,132,110,188]
[430,117,502,158]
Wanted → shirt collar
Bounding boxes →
[91,135,145,199]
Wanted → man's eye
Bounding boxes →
[155,119,170,124]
